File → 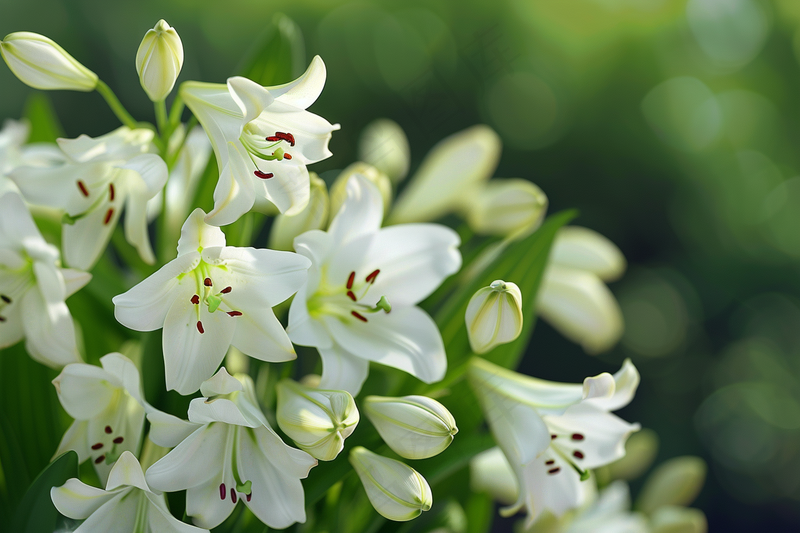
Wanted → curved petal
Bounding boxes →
[587,359,639,412]
[50,478,120,520]
[61,203,120,270]
[124,188,157,265]
[21,287,80,367]
[363,223,461,306]
[100,352,145,406]
[54,363,118,419]
[252,156,310,216]
[0,191,42,250]
[293,229,333,266]
[162,292,236,395]
[323,305,445,385]
[250,101,338,164]
[227,76,274,124]
[145,491,209,533]
[328,174,383,245]
[10,161,109,216]
[145,424,227,492]
[118,154,168,197]
[185,477,236,529]
[205,143,256,227]
[55,419,90,462]
[72,491,138,533]
[113,253,199,332]
[177,209,226,256]
[199,367,243,397]
[550,226,626,282]
[517,448,589,526]
[106,451,149,492]
[231,308,296,363]
[287,282,333,349]
[61,268,91,298]
[147,410,202,448]
[268,55,327,110]
[188,397,256,427]
[318,343,370,395]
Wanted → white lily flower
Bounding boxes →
[465,178,548,237]
[363,395,457,460]
[0,190,90,367]
[276,378,359,461]
[10,126,168,270]
[538,226,626,354]
[145,369,317,529]
[268,172,329,251]
[53,353,148,483]
[358,119,410,184]
[465,280,523,354]
[287,174,461,394]
[113,208,310,395]
[467,357,640,527]
[0,32,97,91]
[387,125,501,224]
[181,56,339,225]
[136,19,183,102]
[329,162,392,220]
[52,451,208,533]
[564,481,649,533]
[349,446,433,522]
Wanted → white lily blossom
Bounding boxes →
[276,378,359,461]
[268,172,329,251]
[181,56,339,226]
[0,119,61,175]
[0,189,90,367]
[465,178,548,237]
[329,162,392,219]
[358,119,410,184]
[145,369,317,529]
[52,451,208,533]
[0,31,98,91]
[465,280,524,354]
[349,446,433,522]
[10,126,168,270]
[538,226,626,354]
[113,208,310,395]
[562,481,649,533]
[287,174,461,394]
[53,353,148,483]
[467,356,641,527]
[363,395,457,460]
[136,19,184,102]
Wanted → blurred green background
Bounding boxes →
[3,0,800,530]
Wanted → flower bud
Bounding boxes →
[607,428,659,481]
[650,506,708,533]
[329,162,392,219]
[349,446,433,522]
[465,179,548,237]
[269,173,329,251]
[276,379,359,461]
[550,226,626,282]
[0,32,97,91]
[358,119,410,184]
[135,20,184,102]
[465,280,523,354]
[364,395,457,460]
[636,456,707,514]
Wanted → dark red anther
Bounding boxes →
[346,290,357,302]
[191,295,200,305]
[346,272,355,290]
[77,181,89,197]
[283,153,292,160]
[266,136,280,142]
[204,278,213,287]
[246,492,252,502]
[221,286,232,294]
[227,311,242,317]
[103,208,114,225]
[95,455,105,464]
[254,170,274,180]
[91,443,104,450]
[545,459,554,465]
[551,434,557,439]
[351,311,368,322]
[113,436,124,444]
[230,488,237,503]
[219,483,226,500]
[0,295,10,303]
[365,269,380,283]
[197,321,204,334]
[573,450,584,459]
[275,132,296,146]
[105,426,113,434]
[571,433,585,441]
[548,467,561,475]
[109,183,115,201]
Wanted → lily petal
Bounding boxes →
[267,55,327,110]
[21,286,80,367]
[328,174,383,246]
[550,226,626,282]
[227,76,275,125]
[61,202,120,270]
[147,410,202,448]
[204,143,255,227]
[54,363,119,419]
[145,424,227,492]
[177,209,226,256]
[231,308,296,363]
[287,282,333,349]
[50,478,120,520]
[317,343,369,394]
[106,451,150,491]
[61,268,91,298]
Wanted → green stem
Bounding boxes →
[155,100,168,137]
[95,80,138,129]
[168,94,185,127]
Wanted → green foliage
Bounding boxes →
[11,451,78,533]
[22,93,64,143]
[237,13,306,87]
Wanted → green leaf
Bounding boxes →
[11,451,78,533]
[22,93,65,143]
[237,13,306,86]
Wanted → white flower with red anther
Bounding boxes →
[9,126,168,270]
[112,208,310,395]
[181,56,339,226]
[53,353,148,484]
[287,174,461,394]
[467,357,641,527]
[0,189,90,367]
[52,451,208,533]
[145,369,317,530]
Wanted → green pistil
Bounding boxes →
[207,293,222,313]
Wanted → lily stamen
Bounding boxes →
[77,180,89,197]
[103,208,114,225]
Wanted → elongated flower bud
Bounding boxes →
[269,173,329,251]
[637,456,707,514]
[0,32,97,91]
[465,179,548,237]
[329,162,392,219]
[276,379,359,461]
[358,119,410,184]
[364,395,457,460]
[349,447,433,521]
[465,280,523,354]
[135,20,183,102]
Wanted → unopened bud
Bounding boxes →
[650,506,708,533]
[329,162,392,219]
[358,119,410,184]
[276,379,358,461]
[269,173,329,251]
[636,456,707,514]
[364,395,457,460]
[550,226,626,282]
[349,446,433,522]
[608,428,659,481]
[135,20,184,102]
[465,280,523,354]
[0,32,97,91]
[465,179,547,237]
